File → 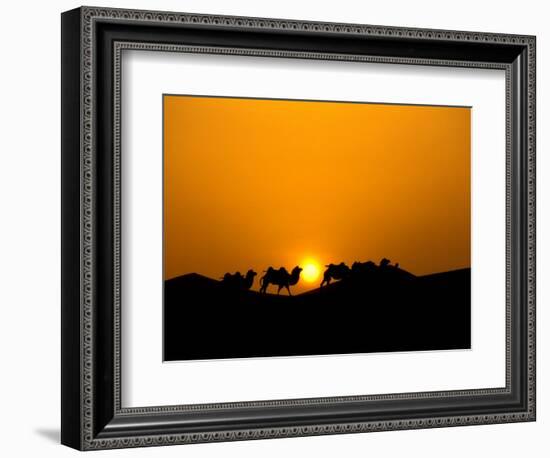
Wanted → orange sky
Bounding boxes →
[164,95,470,293]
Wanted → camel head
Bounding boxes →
[245,269,257,280]
[285,266,302,286]
[291,266,303,277]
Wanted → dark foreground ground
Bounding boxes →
[164,268,471,361]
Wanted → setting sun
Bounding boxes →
[301,259,322,283]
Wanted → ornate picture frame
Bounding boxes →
[61,6,536,450]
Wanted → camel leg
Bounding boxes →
[286,285,292,296]
[277,285,282,295]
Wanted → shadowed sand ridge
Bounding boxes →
[164,267,471,361]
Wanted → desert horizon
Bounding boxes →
[163,94,471,294]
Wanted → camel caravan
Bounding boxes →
[221,258,401,295]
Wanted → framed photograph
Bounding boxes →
[61,6,536,450]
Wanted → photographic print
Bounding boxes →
[163,94,471,361]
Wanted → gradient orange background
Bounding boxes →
[164,95,470,293]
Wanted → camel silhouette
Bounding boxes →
[351,260,377,275]
[221,269,257,290]
[260,266,302,295]
[320,262,351,287]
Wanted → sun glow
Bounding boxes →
[301,259,322,283]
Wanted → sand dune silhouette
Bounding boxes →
[164,267,471,361]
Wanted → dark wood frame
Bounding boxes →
[61,6,536,450]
